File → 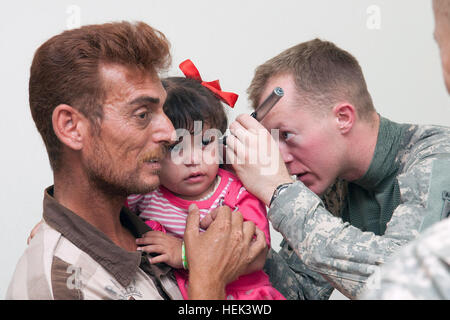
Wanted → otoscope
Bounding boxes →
[250,86,284,121]
[221,86,284,145]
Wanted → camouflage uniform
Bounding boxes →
[360,217,450,299]
[264,117,450,299]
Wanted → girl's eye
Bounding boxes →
[168,143,182,152]
[169,137,183,152]
[202,136,215,147]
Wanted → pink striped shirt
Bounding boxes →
[126,168,285,300]
[126,168,270,245]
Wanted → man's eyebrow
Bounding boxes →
[128,96,160,106]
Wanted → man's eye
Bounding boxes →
[281,132,294,140]
[137,112,149,120]
[134,107,152,123]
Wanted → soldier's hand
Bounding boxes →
[227,114,293,206]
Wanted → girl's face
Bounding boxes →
[159,125,221,200]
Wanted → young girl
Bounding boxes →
[128,60,285,300]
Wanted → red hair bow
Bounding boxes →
[179,59,238,108]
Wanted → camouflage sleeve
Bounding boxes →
[268,126,450,299]
[392,125,450,233]
[359,217,450,299]
[262,180,343,300]
[268,182,392,299]
[268,165,449,298]
[264,243,334,300]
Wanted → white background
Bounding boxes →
[1,0,449,299]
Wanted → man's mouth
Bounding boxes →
[140,146,167,165]
[142,158,162,171]
[295,172,310,182]
[141,154,164,164]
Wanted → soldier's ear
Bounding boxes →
[52,104,88,151]
[332,103,355,135]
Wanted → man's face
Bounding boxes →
[82,64,175,196]
[433,4,450,93]
[260,74,344,195]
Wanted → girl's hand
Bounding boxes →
[136,231,183,269]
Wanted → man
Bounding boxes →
[359,0,450,299]
[434,0,450,92]
[225,38,450,299]
[6,21,265,300]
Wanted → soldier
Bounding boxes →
[359,0,450,299]
[225,38,450,299]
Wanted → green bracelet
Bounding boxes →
[182,241,188,270]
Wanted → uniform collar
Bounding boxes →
[352,116,409,191]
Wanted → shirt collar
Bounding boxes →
[42,186,163,288]
[352,116,410,191]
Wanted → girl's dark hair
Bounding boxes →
[161,77,228,134]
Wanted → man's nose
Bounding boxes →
[279,143,294,164]
[153,112,176,146]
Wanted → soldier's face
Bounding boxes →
[260,74,345,196]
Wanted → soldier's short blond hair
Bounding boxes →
[247,39,376,121]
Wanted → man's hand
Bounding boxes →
[184,204,266,300]
[226,114,293,206]
[199,208,219,230]
[136,231,183,269]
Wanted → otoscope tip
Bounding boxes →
[274,87,284,96]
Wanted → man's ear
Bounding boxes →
[332,103,356,135]
[52,104,88,151]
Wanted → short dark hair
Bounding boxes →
[248,38,375,120]
[161,77,228,134]
[29,21,171,171]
